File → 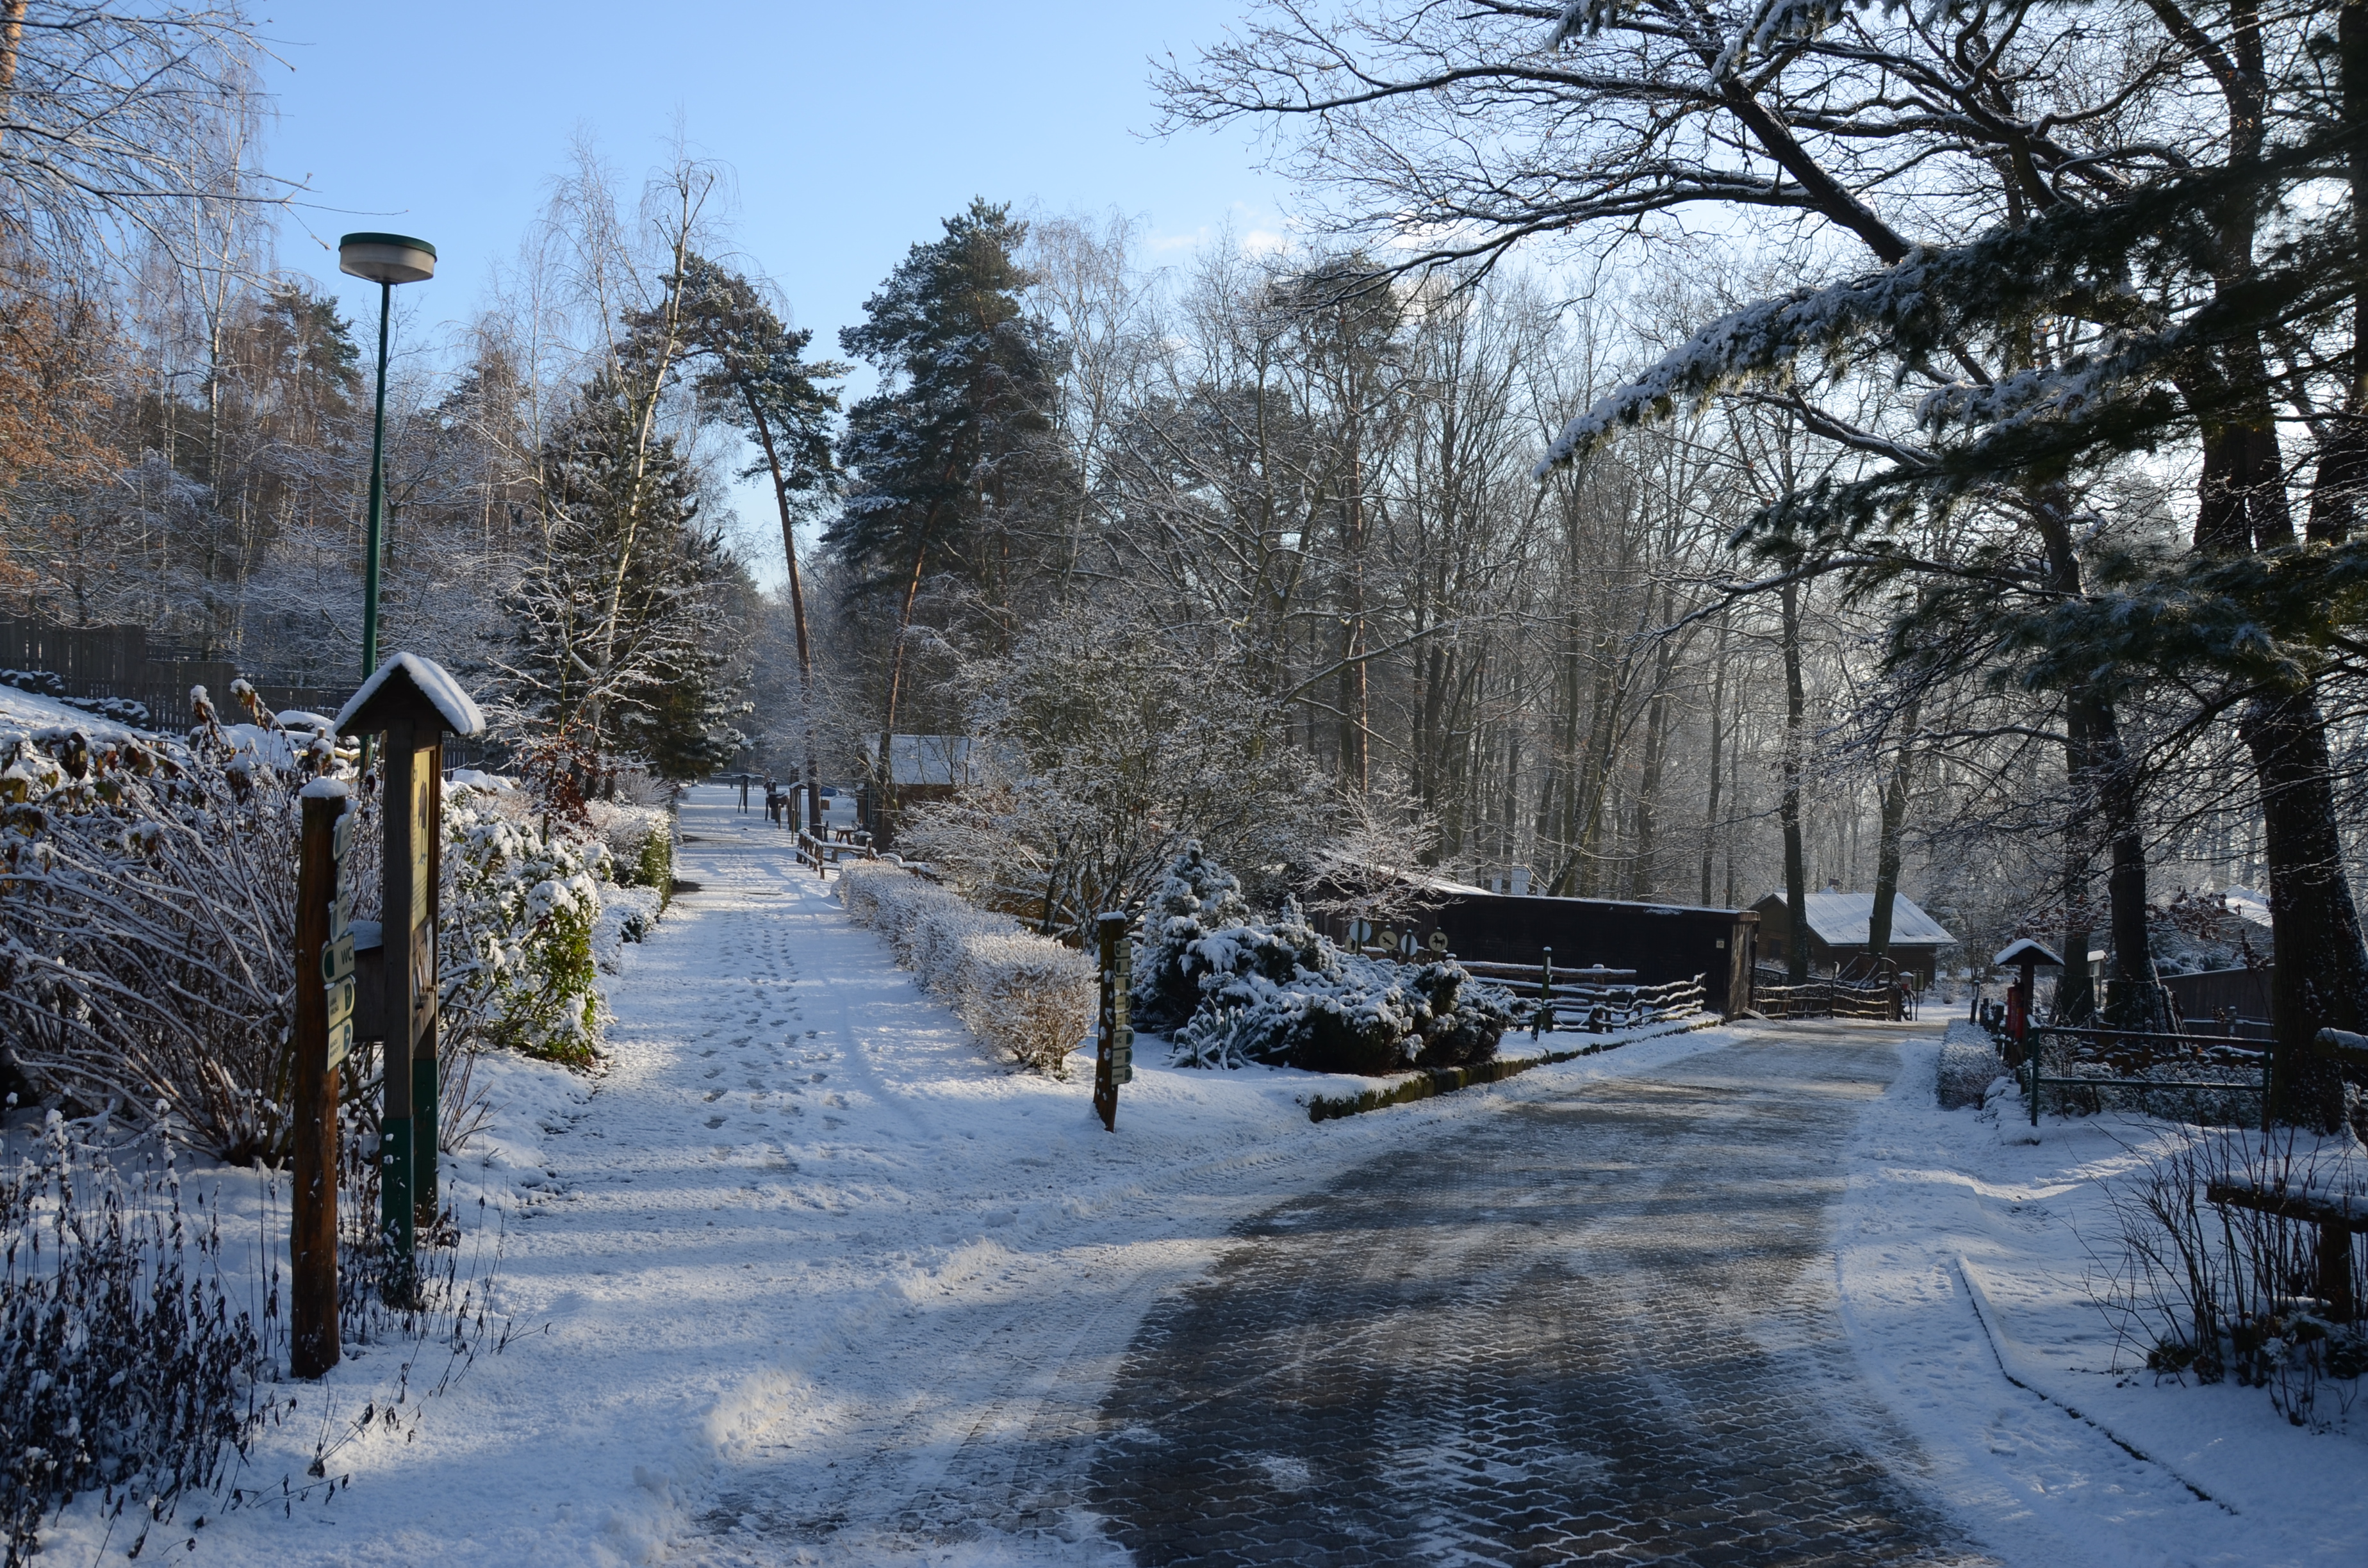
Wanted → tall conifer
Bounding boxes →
[830,199,1067,833]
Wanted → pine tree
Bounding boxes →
[670,254,843,822]
[505,372,743,788]
[829,198,1068,833]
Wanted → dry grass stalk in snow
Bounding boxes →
[2105,1125,2368,1429]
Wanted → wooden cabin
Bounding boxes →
[1751,889,1955,986]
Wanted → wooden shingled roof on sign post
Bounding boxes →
[334,651,486,739]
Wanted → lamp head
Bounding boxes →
[339,232,436,285]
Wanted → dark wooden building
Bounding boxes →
[1314,888,1759,1019]
[2162,967,2273,1031]
[1751,890,1955,986]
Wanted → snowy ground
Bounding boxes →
[25,787,1728,1567]
[24,785,2365,1566]
[1835,1026,2368,1567]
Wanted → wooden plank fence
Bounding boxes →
[0,614,352,733]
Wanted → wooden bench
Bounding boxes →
[2205,1179,2367,1321]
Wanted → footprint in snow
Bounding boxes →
[705,1116,727,1129]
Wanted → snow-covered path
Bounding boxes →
[139,787,1738,1568]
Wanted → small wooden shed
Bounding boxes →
[1752,889,1956,986]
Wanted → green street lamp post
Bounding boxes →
[338,233,438,684]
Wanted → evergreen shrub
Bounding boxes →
[1142,846,1510,1075]
[441,794,608,1068]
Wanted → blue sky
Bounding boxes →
[266,0,1289,359]
[261,1,1294,582]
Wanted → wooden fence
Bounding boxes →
[0,615,352,733]
[1451,957,1706,1034]
[1751,965,1907,1020]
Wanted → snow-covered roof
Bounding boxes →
[334,651,485,737]
[2221,886,2274,929]
[1757,890,1956,947]
[1994,938,2066,968]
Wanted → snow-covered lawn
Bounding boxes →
[1837,1025,2368,1567]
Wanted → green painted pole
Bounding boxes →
[361,278,391,683]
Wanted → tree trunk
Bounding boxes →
[744,395,823,833]
[2241,691,2368,1129]
[0,2,26,156]
[1867,691,1920,963]
[1700,616,1729,907]
[1779,579,1811,983]
[876,540,928,845]
[1629,589,1677,901]
[2310,0,2368,544]
[2055,694,2098,1026]
[1570,637,1618,898]
[2094,706,2171,1031]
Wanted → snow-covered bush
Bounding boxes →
[0,698,316,1162]
[1176,942,1509,1075]
[440,790,608,1067]
[0,1118,267,1565]
[948,933,1098,1073]
[586,799,673,908]
[839,863,1096,1073]
[592,882,663,970]
[894,604,1329,938]
[1144,846,1510,1075]
[1131,841,1253,1031]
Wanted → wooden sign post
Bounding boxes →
[290,780,352,1377]
[1094,912,1133,1132]
[335,653,485,1302]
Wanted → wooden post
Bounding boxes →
[378,719,419,1296]
[1094,912,1132,1132]
[338,653,482,1302]
[413,735,443,1232]
[291,785,345,1378]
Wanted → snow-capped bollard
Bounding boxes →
[335,653,486,1303]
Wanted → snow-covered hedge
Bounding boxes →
[586,799,673,906]
[838,862,1095,1073]
[440,788,608,1067]
[1137,845,1511,1075]
[0,699,619,1162]
[1937,1020,2004,1109]
[0,698,311,1162]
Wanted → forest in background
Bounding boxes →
[5,2,2365,1115]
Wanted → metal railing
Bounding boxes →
[2021,1023,2271,1129]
